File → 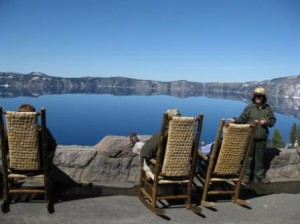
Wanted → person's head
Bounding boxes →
[163,109,181,136]
[251,87,267,105]
[165,109,181,118]
[18,104,36,112]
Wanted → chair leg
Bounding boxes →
[46,183,55,213]
[47,200,55,214]
[2,173,10,213]
[1,199,10,213]
[201,180,216,208]
[151,181,158,207]
[137,190,166,216]
[186,203,202,214]
[44,165,56,213]
[201,200,215,208]
[186,180,202,214]
[232,187,250,206]
[138,167,166,216]
[232,198,250,206]
[232,175,250,206]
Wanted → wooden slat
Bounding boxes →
[157,194,188,200]
[207,190,235,195]
[9,189,45,194]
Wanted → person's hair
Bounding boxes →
[165,109,181,118]
[18,104,36,112]
[251,94,267,104]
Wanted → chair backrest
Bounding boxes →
[213,123,254,175]
[5,111,41,171]
[161,116,199,177]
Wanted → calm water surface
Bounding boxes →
[1,94,299,146]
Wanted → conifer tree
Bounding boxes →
[289,123,298,146]
[272,129,285,148]
[297,125,300,145]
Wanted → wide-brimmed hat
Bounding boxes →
[253,87,266,96]
[165,109,181,118]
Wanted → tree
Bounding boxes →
[297,125,300,146]
[272,129,285,148]
[289,123,298,147]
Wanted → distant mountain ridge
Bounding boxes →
[1,71,300,96]
[1,71,300,118]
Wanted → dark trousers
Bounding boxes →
[244,139,266,180]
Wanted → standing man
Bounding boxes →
[230,87,276,184]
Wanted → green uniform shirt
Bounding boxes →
[140,132,161,160]
[234,103,276,140]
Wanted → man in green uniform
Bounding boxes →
[231,87,276,184]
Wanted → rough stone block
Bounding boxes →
[54,145,97,168]
[51,136,300,185]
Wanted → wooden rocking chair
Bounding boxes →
[198,119,257,208]
[138,113,204,216]
[0,107,53,213]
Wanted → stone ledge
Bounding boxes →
[265,148,300,182]
[1,136,300,185]
[52,136,300,185]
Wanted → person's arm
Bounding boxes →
[233,105,250,124]
[46,128,57,154]
[39,127,57,161]
[265,106,276,128]
[140,132,160,160]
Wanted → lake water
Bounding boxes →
[1,94,299,146]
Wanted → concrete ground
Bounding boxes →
[1,182,300,224]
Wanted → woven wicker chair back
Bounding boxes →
[161,117,196,177]
[214,123,252,175]
[6,111,40,171]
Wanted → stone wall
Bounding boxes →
[265,148,300,181]
[52,136,145,184]
[53,136,300,185]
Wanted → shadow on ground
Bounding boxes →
[1,164,300,213]
[50,165,137,203]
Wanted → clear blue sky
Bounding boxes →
[0,0,299,82]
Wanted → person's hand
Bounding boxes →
[226,118,235,123]
[260,118,267,125]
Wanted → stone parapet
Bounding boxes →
[52,136,300,185]
[265,148,300,182]
[1,135,299,184]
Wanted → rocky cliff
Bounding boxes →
[0,72,205,97]
[1,72,300,118]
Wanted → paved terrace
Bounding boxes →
[1,138,300,223]
[1,181,299,224]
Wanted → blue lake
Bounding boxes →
[1,94,299,146]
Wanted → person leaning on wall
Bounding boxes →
[129,109,181,172]
[228,87,276,184]
[18,104,57,163]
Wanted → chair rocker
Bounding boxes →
[0,107,53,213]
[198,119,257,208]
[138,113,204,216]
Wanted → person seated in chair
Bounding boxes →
[17,104,57,163]
[198,125,228,158]
[129,109,181,172]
